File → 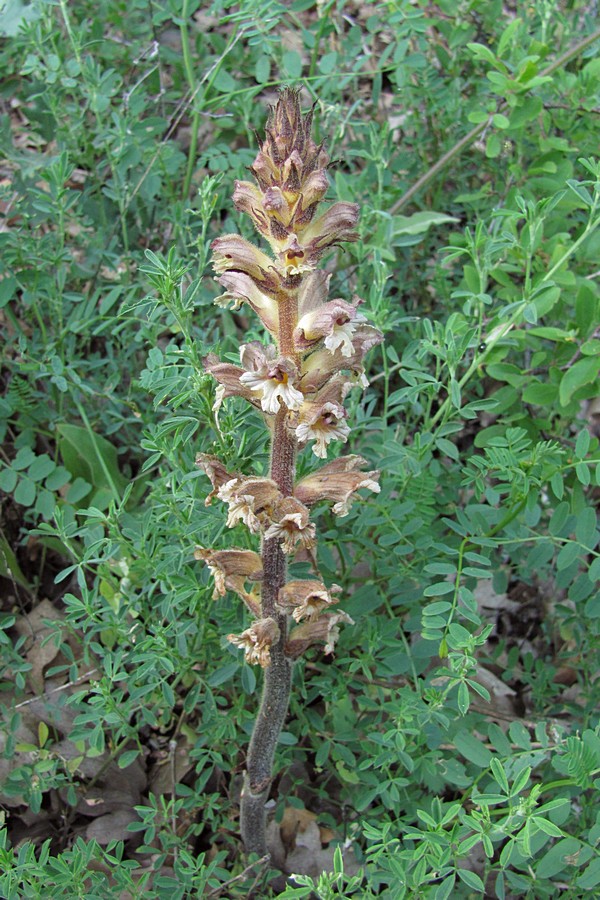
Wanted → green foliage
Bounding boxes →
[1,0,599,896]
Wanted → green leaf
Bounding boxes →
[282,50,302,79]
[0,0,41,37]
[532,816,563,837]
[241,664,256,694]
[575,429,591,459]
[450,378,461,409]
[490,758,509,793]
[566,180,594,208]
[467,42,497,64]
[575,507,597,549]
[435,437,459,460]
[497,18,521,57]
[318,52,337,75]
[422,601,452,616]
[488,722,512,756]
[559,357,599,406]
[66,477,92,505]
[28,454,56,482]
[589,557,600,583]
[0,274,17,308]
[424,581,455,596]
[0,467,18,492]
[207,662,238,686]
[57,424,128,502]
[492,113,510,129]
[118,749,140,769]
[511,765,531,796]
[537,838,586,879]
[549,502,570,537]
[457,682,469,715]
[392,211,458,237]
[508,720,531,749]
[44,466,70,491]
[577,857,600,890]
[485,133,501,158]
[254,55,270,84]
[550,472,564,499]
[13,447,36,470]
[576,462,591,486]
[556,542,581,570]
[457,869,484,891]
[0,535,30,588]
[14,476,36,507]
[454,731,492,768]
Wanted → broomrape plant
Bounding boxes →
[195,89,383,855]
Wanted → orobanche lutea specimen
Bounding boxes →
[195,88,383,855]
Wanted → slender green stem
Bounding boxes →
[180,0,200,201]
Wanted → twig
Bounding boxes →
[13,668,99,708]
[204,855,270,898]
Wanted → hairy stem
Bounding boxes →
[240,408,296,854]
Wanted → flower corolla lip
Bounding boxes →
[196,453,237,505]
[215,270,279,334]
[294,387,352,458]
[300,324,384,393]
[202,354,259,412]
[300,202,360,259]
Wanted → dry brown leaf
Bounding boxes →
[86,808,138,844]
[14,598,64,694]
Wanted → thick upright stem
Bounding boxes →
[240,405,296,855]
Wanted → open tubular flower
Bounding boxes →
[194,547,262,615]
[228,617,280,668]
[217,476,282,534]
[278,580,341,622]
[286,611,355,659]
[264,497,316,554]
[239,343,303,413]
[295,455,381,516]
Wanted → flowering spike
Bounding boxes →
[196,88,383,855]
